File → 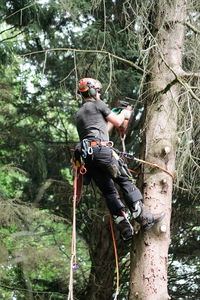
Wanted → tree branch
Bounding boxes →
[21,48,144,73]
[177,76,200,103]
[156,78,178,95]
[0,283,67,296]
[139,18,200,103]
[33,178,70,205]
[3,2,37,22]
[0,26,15,35]
[154,45,200,103]
[157,72,200,101]
[181,71,200,79]
[0,30,25,43]
[184,21,200,35]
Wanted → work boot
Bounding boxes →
[136,205,165,231]
[113,215,134,241]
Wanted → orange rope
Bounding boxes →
[134,157,175,181]
[109,212,119,300]
[68,165,78,300]
[128,169,139,175]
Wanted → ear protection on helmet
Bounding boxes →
[87,82,97,98]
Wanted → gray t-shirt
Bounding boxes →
[76,100,111,141]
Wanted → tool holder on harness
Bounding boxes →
[81,139,93,158]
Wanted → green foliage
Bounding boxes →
[0,206,90,299]
[0,166,28,198]
[0,0,199,299]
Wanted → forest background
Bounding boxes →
[0,0,199,299]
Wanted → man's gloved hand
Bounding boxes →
[123,109,132,120]
[112,102,133,132]
[119,105,133,132]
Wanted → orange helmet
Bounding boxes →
[78,78,102,97]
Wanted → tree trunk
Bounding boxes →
[129,1,187,299]
[85,216,116,300]
[18,262,34,300]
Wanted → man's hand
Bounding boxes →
[126,105,132,111]
[122,105,133,120]
[107,105,132,132]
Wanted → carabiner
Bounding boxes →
[88,146,93,155]
[108,141,114,147]
[80,165,87,175]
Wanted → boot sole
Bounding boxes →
[143,212,166,231]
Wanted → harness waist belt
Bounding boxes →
[90,141,113,147]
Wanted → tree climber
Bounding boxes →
[75,77,165,241]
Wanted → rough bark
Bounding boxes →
[85,216,116,300]
[129,1,187,299]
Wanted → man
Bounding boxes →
[75,77,164,241]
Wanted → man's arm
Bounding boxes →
[107,120,114,132]
[106,111,124,132]
[106,106,132,132]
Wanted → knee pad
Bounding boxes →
[124,187,143,211]
[107,149,122,179]
[107,163,121,178]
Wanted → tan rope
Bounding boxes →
[68,165,78,300]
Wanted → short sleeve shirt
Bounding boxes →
[76,100,111,141]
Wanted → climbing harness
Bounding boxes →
[90,140,114,147]
[81,139,92,158]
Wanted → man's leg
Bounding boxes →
[111,155,165,230]
[87,165,134,241]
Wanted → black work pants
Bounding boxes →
[84,145,143,217]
